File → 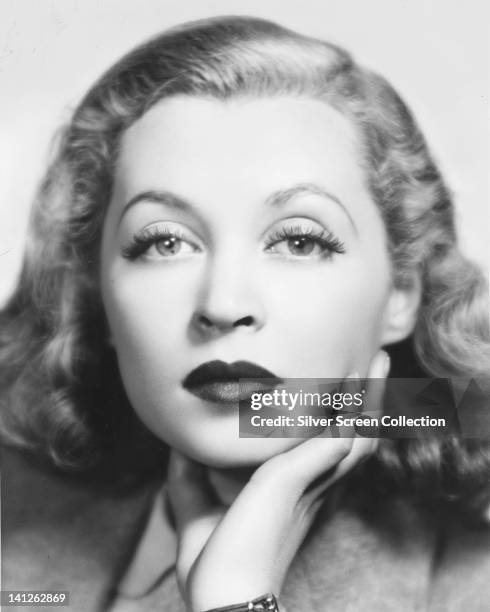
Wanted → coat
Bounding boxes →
[2,445,490,611]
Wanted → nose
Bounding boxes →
[191,255,266,337]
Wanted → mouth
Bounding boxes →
[182,360,283,404]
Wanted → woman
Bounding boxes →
[1,15,489,612]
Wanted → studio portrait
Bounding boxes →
[0,2,489,611]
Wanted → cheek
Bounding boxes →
[101,265,198,385]
[266,259,390,375]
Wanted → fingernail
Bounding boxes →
[346,370,360,379]
[383,353,391,377]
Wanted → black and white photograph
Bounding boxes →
[0,1,489,611]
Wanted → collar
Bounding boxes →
[117,484,177,599]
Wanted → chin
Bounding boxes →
[177,435,303,468]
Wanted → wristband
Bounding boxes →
[201,592,280,611]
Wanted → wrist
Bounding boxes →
[199,592,281,612]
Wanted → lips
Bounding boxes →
[182,360,282,404]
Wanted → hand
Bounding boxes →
[167,350,390,611]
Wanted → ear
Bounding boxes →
[380,275,422,345]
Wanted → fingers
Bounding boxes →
[251,435,354,495]
[316,350,388,494]
[188,434,376,597]
[251,352,389,500]
[363,350,390,417]
[303,436,379,507]
[366,349,391,380]
[166,351,390,603]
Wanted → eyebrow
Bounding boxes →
[119,190,196,226]
[265,182,356,232]
[119,182,357,232]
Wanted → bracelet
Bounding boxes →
[201,592,280,612]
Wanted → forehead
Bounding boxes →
[114,95,363,187]
[121,94,358,145]
[107,95,380,242]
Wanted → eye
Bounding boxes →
[122,224,202,261]
[264,223,345,259]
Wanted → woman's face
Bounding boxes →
[100,95,395,466]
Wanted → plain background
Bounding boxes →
[0,0,488,305]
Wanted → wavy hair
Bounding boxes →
[1,17,489,510]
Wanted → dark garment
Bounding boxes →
[2,446,489,611]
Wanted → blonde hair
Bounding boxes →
[1,16,488,511]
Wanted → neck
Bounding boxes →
[207,464,258,506]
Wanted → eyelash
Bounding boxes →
[264,224,346,258]
[122,226,199,260]
[122,223,346,261]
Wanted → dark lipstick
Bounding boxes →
[182,360,282,404]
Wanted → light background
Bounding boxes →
[0,0,488,305]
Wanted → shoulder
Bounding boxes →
[430,516,490,611]
[1,444,160,611]
[283,477,490,611]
